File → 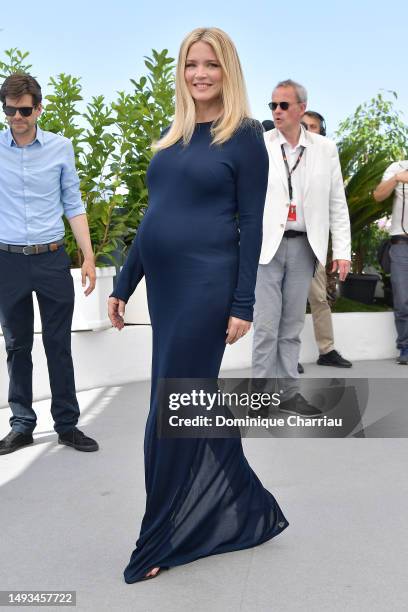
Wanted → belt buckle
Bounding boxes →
[22,245,39,255]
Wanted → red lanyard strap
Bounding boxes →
[281,144,305,202]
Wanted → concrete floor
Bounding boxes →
[0,360,407,612]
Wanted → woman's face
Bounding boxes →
[184,41,223,105]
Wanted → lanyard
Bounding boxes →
[281,144,305,202]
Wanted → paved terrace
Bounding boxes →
[1,360,407,612]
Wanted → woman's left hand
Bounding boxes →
[225,316,251,344]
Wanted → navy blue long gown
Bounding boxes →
[112,119,288,583]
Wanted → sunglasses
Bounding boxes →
[2,104,36,117]
[268,101,295,111]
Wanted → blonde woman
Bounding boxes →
[108,27,288,583]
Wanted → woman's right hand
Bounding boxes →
[108,297,126,330]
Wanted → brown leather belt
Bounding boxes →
[0,239,65,255]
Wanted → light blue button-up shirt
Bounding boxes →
[0,126,86,245]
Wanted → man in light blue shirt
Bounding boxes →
[0,73,99,455]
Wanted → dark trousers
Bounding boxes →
[0,248,80,434]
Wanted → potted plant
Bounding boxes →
[338,143,391,304]
[336,92,408,305]
[339,220,390,305]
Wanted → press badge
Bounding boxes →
[288,203,297,221]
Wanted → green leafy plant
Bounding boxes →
[111,49,175,236]
[0,48,32,131]
[351,222,390,274]
[0,47,32,78]
[336,90,408,161]
[339,141,392,273]
[336,92,408,274]
[39,74,127,267]
[39,74,84,153]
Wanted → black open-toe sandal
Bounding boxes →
[140,567,169,582]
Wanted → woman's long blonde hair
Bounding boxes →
[154,27,251,150]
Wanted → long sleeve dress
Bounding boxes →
[111,119,288,583]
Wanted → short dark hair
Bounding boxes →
[304,110,323,124]
[303,110,326,136]
[0,73,42,106]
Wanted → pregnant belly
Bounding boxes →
[139,211,239,268]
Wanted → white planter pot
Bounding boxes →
[299,311,396,362]
[34,266,116,332]
[117,274,151,325]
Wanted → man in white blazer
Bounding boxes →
[252,79,351,416]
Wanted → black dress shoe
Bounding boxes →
[279,393,322,417]
[317,349,352,368]
[58,427,99,452]
[297,362,304,374]
[0,430,34,456]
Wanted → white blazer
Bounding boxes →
[260,128,351,266]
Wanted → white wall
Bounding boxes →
[0,312,397,406]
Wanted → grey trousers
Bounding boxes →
[252,235,316,398]
[390,242,408,349]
